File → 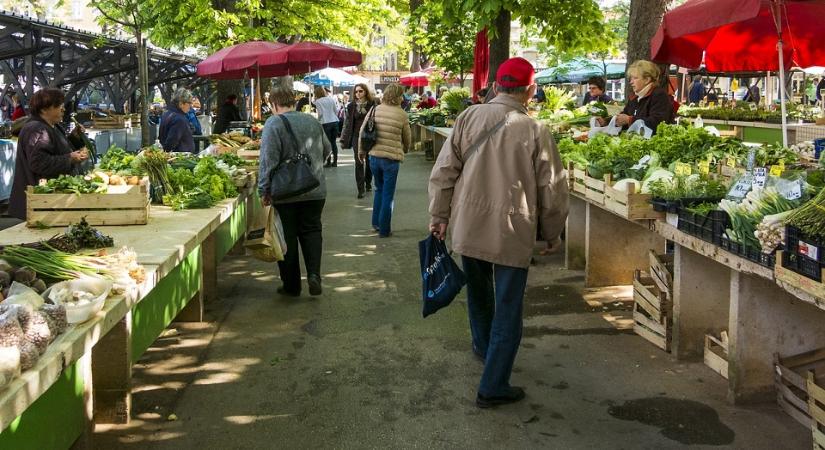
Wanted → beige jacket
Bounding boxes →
[428,95,569,268]
[359,104,411,161]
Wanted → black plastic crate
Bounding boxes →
[781,250,823,282]
[651,198,680,213]
[785,225,825,264]
[719,236,775,268]
[677,208,729,245]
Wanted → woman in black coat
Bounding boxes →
[9,88,89,220]
[340,83,376,198]
[598,60,675,134]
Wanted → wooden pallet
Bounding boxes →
[26,179,150,227]
[774,348,825,428]
[632,270,671,351]
[704,332,729,379]
[806,372,825,450]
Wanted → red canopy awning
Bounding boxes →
[196,41,289,80]
[400,71,430,87]
[651,0,825,72]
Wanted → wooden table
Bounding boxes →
[0,189,254,449]
[566,192,825,405]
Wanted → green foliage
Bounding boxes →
[98,146,136,173]
[32,174,107,195]
[648,176,728,201]
[439,88,471,115]
[410,1,476,84]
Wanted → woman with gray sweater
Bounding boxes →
[259,85,331,296]
[359,83,411,237]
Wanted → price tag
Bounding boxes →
[752,167,767,189]
[778,179,803,200]
[630,155,651,171]
[749,103,758,111]
[698,160,710,175]
[746,149,756,171]
[728,175,752,198]
[726,158,736,168]
[770,165,783,176]
[675,162,692,176]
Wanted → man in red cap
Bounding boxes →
[427,57,569,408]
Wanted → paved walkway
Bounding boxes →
[96,150,808,449]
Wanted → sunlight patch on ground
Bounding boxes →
[333,252,365,257]
[334,286,356,292]
[602,313,635,330]
[358,244,377,249]
[325,271,351,278]
[192,371,242,385]
[223,414,292,425]
[583,285,634,307]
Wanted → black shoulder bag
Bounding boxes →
[360,105,378,152]
[268,114,320,201]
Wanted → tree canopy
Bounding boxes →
[410,1,476,85]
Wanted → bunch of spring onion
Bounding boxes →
[719,187,801,251]
[0,245,113,281]
[135,147,171,199]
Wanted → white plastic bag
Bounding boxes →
[245,206,286,262]
[626,119,654,139]
[588,116,623,139]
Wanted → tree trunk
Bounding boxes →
[136,34,151,146]
[487,9,511,84]
[626,0,671,97]
[409,0,423,72]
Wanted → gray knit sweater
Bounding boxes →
[258,111,332,204]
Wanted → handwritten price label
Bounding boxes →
[675,162,692,176]
[770,165,783,176]
[698,161,710,175]
[752,167,768,189]
[726,158,736,168]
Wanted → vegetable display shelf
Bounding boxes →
[571,166,605,205]
[603,175,664,220]
[677,208,729,246]
[26,177,150,228]
[0,189,253,449]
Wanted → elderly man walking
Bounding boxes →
[428,57,569,408]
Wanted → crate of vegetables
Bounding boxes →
[26,174,150,227]
[603,175,663,220]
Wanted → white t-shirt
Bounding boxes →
[314,96,340,124]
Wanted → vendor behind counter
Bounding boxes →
[9,88,90,220]
[596,60,675,134]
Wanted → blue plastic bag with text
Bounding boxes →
[418,235,466,318]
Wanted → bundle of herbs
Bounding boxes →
[98,146,137,173]
[648,175,728,202]
[33,174,107,195]
[135,147,171,202]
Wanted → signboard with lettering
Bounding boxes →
[381,75,400,83]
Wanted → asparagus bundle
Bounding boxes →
[785,188,825,243]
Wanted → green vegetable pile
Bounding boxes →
[648,175,728,202]
[33,174,107,194]
[98,146,137,173]
[218,153,245,167]
[162,156,238,210]
[439,87,471,116]
[720,188,802,250]
[408,107,449,127]
[680,104,818,123]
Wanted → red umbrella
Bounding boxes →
[197,41,289,80]
[400,71,430,87]
[650,0,825,146]
[258,42,362,74]
[651,0,825,72]
[472,29,489,102]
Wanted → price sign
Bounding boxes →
[728,175,752,198]
[675,162,692,176]
[778,179,803,200]
[726,157,737,168]
[770,165,783,176]
[779,159,786,171]
[752,167,768,189]
[746,149,756,171]
[698,160,710,175]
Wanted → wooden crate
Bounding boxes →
[774,348,825,428]
[26,179,150,227]
[775,252,825,300]
[571,165,587,196]
[704,332,729,379]
[92,116,127,129]
[649,251,674,296]
[632,270,671,351]
[237,149,260,161]
[603,174,664,220]
[570,166,606,204]
[806,372,825,450]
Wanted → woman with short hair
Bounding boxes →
[259,85,331,297]
[340,83,375,198]
[359,83,411,237]
[9,88,90,220]
[313,86,341,167]
[598,60,675,133]
[159,88,196,153]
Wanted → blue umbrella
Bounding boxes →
[303,68,367,87]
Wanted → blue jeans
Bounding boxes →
[461,256,528,397]
[369,156,399,236]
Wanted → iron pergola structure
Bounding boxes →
[0,10,210,114]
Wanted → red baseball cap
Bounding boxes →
[496,57,535,88]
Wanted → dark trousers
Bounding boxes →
[461,255,529,397]
[274,199,325,295]
[322,122,339,164]
[354,147,372,193]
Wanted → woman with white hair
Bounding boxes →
[159,87,196,152]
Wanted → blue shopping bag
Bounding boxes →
[418,234,467,318]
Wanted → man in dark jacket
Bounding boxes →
[213,94,242,134]
[159,88,196,153]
